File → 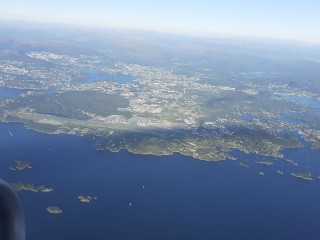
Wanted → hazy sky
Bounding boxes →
[1,0,320,43]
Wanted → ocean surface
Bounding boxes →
[0,123,320,240]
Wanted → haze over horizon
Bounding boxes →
[1,0,320,44]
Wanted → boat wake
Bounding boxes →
[7,126,13,137]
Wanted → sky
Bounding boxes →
[1,0,320,43]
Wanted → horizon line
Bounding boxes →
[1,17,320,47]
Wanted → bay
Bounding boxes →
[0,123,320,240]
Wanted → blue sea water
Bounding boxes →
[0,123,320,240]
[81,69,133,84]
[0,87,28,99]
[243,113,254,121]
[0,87,58,100]
[281,94,320,110]
[280,115,305,125]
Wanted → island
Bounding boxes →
[10,160,32,171]
[255,161,273,166]
[78,195,98,203]
[239,161,250,168]
[277,170,284,175]
[290,172,313,181]
[282,159,298,166]
[11,182,53,192]
[47,206,63,214]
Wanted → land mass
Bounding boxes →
[47,206,63,214]
[290,172,313,181]
[11,182,53,192]
[78,195,97,203]
[10,160,32,171]
[0,24,319,163]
